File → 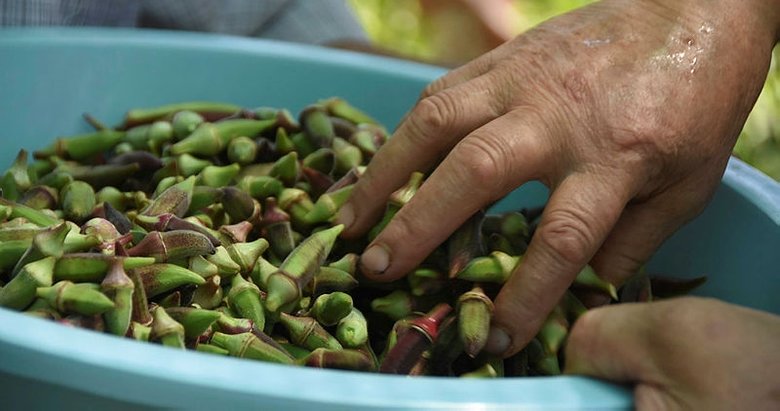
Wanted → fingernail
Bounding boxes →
[360,244,390,275]
[484,326,512,356]
[336,203,355,229]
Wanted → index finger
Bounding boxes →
[336,74,506,238]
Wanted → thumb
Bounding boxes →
[564,302,676,410]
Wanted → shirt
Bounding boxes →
[0,0,367,45]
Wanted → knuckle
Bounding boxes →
[451,138,508,196]
[607,108,680,166]
[411,93,456,135]
[420,77,448,100]
[535,207,597,267]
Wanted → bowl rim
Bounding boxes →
[0,27,777,409]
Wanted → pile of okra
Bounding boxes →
[0,98,705,377]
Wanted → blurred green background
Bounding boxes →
[348,0,780,180]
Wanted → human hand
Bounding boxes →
[336,0,780,357]
[565,297,780,410]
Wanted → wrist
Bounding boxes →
[644,0,779,48]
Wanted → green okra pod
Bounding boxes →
[2,150,32,197]
[19,185,58,210]
[0,198,60,227]
[269,152,300,187]
[307,266,358,297]
[171,110,205,140]
[368,171,423,240]
[572,265,618,300]
[54,254,156,282]
[151,305,186,349]
[227,274,266,331]
[198,163,241,188]
[300,105,335,149]
[278,188,314,229]
[301,348,375,372]
[205,246,242,278]
[220,186,257,223]
[196,343,229,356]
[649,274,708,299]
[60,180,96,223]
[36,281,115,316]
[261,197,295,259]
[454,251,521,284]
[210,332,294,364]
[134,263,206,298]
[370,290,415,321]
[170,119,274,156]
[278,313,342,351]
[336,308,368,348]
[238,175,283,200]
[142,176,196,218]
[126,229,216,262]
[166,307,221,340]
[11,222,70,277]
[407,268,446,297]
[189,255,219,278]
[302,148,336,175]
[309,292,353,327]
[264,224,344,314]
[0,256,56,310]
[322,97,377,126]
[212,308,254,334]
[129,321,152,341]
[447,210,485,278]
[457,286,494,358]
[227,136,258,165]
[123,101,240,128]
[249,256,279,292]
[34,130,125,161]
[226,238,269,274]
[537,305,569,356]
[332,137,363,176]
[302,184,353,225]
[191,274,223,310]
[101,258,135,336]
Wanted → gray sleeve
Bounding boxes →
[140,0,367,45]
[254,0,368,45]
[0,0,140,26]
[2,0,368,46]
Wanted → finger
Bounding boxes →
[486,171,633,356]
[359,108,549,280]
[586,181,714,306]
[418,46,498,99]
[337,74,507,239]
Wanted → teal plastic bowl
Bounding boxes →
[0,28,778,410]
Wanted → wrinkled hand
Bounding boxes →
[565,297,780,410]
[337,0,779,356]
